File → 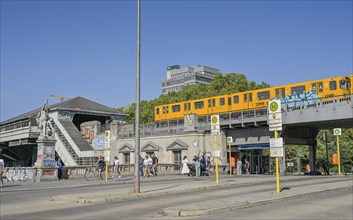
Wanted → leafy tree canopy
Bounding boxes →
[118,72,270,123]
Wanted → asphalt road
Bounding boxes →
[195,187,353,220]
[0,176,351,219]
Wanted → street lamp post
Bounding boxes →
[134,0,141,193]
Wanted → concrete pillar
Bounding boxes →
[309,140,317,175]
[34,137,58,181]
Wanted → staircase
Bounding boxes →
[51,120,96,166]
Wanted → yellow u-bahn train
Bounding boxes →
[154,74,352,122]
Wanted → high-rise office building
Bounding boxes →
[161,65,220,94]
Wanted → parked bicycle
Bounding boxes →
[84,166,106,181]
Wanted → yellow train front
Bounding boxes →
[154,74,352,122]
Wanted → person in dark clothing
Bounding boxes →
[151,153,159,176]
[322,159,329,175]
[57,158,63,180]
[139,156,144,176]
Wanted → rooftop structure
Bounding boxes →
[161,65,219,94]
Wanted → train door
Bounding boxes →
[207,98,215,114]
[311,82,323,96]
[243,93,253,110]
[275,88,286,99]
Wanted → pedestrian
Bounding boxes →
[181,156,190,176]
[0,158,4,187]
[195,157,200,177]
[322,159,329,175]
[244,159,250,175]
[139,156,144,176]
[206,156,212,175]
[57,158,63,180]
[143,155,152,177]
[236,158,242,175]
[95,155,105,179]
[151,153,159,176]
[112,156,122,179]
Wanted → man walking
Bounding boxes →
[151,153,158,176]
[244,159,250,175]
[236,159,242,175]
[0,158,4,187]
[113,156,122,179]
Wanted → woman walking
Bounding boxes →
[181,156,190,176]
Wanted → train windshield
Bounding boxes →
[340,77,351,90]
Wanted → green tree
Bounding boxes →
[117,72,270,123]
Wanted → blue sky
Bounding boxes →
[1,0,352,121]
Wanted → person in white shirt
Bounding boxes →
[112,156,122,179]
[143,155,153,177]
[0,158,4,187]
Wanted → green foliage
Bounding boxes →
[284,128,353,169]
[118,72,270,123]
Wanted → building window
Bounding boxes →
[123,153,130,164]
[194,101,204,109]
[173,151,182,171]
[257,91,270,100]
[172,105,181,112]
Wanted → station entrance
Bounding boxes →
[238,145,269,174]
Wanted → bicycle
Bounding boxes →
[84,166,106,181]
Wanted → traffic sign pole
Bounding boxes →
[229,142,231,176]
[337,135,341,176]
[215,134,219,184]
[275,131,280,193]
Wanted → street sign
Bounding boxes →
[268,100,282,131]
[269,100,281,114]
[227,136,233,144]
[211,115,220,134]
[212,150,221,158]
[270,138,283,148]
[333,128,341,136]
[269,126,283,131]
[270,147,284,157]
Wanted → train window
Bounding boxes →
[228,97,232,105]
[208,99,215,107]
[244,94,247,102]
[311,83,317,93]
[156,108,160,115]
[249,93,253,102]
[220,98,225,106]
[330,81,337,90]
[233,95,239,104]
[319,82,323,92]
[184,103,191,111]
[257,91,270,100]
[291,86,305,96]
[194,101,204,109]
[163,106,169,114]
[172,105,180,112]
[340,78,351,90]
